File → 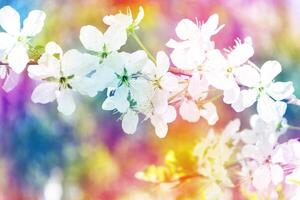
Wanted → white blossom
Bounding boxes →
[166,14,224,70]
[28,42,98,115]
[232,60,294,122]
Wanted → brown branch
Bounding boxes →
[0,61,38,66]
[168,66,192,77]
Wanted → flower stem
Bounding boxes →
[130,30,156,64]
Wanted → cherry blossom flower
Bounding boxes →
[96,51,154,134]
[204,37,254,104]
[0,6,46,91]
[232,60,294,122]
[79,25,126,62]
[238,115,290,197]
[166,14,224,70]
[28,42,98,115]
[178,74,218,125]
[140,51,178,137]
[103,6,144,40]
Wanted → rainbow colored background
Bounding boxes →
[0,0,300,199]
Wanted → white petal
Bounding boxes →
[223,82,240,104]
[201,14,224,37]
[270,164,284,185]
[252,165,271,190]
[162,105,177,123]
[160,73,179,92]
[102,97,115,111]
[112,86,129,113]
[8,44,29,74]
[242,144,261,160]
[188,73,209,100]
[130,78,154,105]
[0,32,16,49]
[0,6,20,34]
[44,41,63,56]
[151,115,168,138]
[122,110,138,134]
[152,89,168,114]
[79,25,104,52]
[235,65,260,87]
[267,81,294,100]
[175,19,199,40]
[62,49,98,76]
[257,94,277,122]
[156,51,169,76]
[228,37,254,66]
[2,70,20,92]
[104,26,127,51]
[21,10,46,37]
[91,66,115,91]
[123,50,147,75]
[134,6,144,26]
[243,89,258,107]
[31,82,59,104]
[240,129,257,144]
[260,61,281,85]
[70,77,98,97]
[199,102,218,125]
[56,90,76,115]
[179,100,200,122]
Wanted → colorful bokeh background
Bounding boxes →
[0,0,300,199]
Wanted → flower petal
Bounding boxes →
[8,44,29,74]
[234,64,260,87]
[104,26,127,51]
[175,19,199,40]
[162,105,177,123]
[151,115,168,138]
[188,73,209,100]
[122,110,138,134]
[79,25,104,52]
[21,10,46,37]
[257,94,277,122]
[2,70,20,92]
[199,102,218,125]
[267,81,294,100]
[62,49,98,76]
[179,100,200,122]
[228,37,254,66]
[56,90,76,115]
[260,60,281,85]
[31,82,59,104]
[252,165,271,190]
[0,32,16,50]
[270,164,283,185]
[156,51,169,76]
[0,6,20,34]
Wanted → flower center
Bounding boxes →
[59,75,74,90]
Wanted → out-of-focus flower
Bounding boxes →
[103,6,144,40]
[28,42,98,115]
[0,5,46,91]
[166,14,224,70]
[194,119,240,200]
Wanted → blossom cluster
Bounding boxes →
[0,5,299,199]
[136,117,300,199]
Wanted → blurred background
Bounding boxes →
[0,0,300,199]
